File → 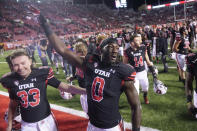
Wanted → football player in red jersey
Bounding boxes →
[0,50,86,131]
[185,53,197,118]
[39,14,141,131]
[123,34,158,104]
[66,39,89,116]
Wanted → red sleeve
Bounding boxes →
[47,67,61,88]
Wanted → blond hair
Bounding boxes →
[74,42,87,56]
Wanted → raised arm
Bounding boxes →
[123,81,141,131]
[39,14,83,68]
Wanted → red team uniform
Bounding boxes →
[1,67,60,130]
[124,44,150,95]
[84,54,136,129]
[124,45,146,72]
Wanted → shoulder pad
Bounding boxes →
[118,63,136,81]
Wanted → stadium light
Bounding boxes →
[152,5,165,9]
[170,2,180,6]
[147,5,152,10]
[147,0,197,9]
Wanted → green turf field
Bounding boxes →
[0,50,197,131]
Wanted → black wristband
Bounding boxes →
[187,95,192,103]
[132,127,140,131]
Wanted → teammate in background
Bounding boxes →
[52,49,64,74]
[116,32,124,61]
[87,36,97,54]
[39,14,141,131]
[46,42,54,66]
[124,34,158,104]
[143,25,153,61]
[169,24,179,53]
[96,34,108,48]
[173,27,192,85]
[0,50,86,131]
[66,39,88,115]
[63,42,73,77]
[39,39,48,66]
[123,32,132,50]
[185,53,197,118]
[157,27,169,73]
[25,43,36,67]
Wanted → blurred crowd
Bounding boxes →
[1,0,197,82]
[0,0,197,42]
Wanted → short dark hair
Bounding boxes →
[130,33,141,42]
[10,49,30,61]
[89,36,96,43]
[40,39,47,46]
[5,55,13,71]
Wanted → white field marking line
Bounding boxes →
[0,91,160,131]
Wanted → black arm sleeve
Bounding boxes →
[47,77,61,88]
[148,66,157,80]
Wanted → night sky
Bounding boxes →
[102,0,183,10]
[74,0,183,10]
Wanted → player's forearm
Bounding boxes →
[7,102,16,130]
[185,82,193,96]
[67,85,86,94]
[131,105,141,131]
[58,82,86,94]
[185,72,194,97]
[173,42,180,52]
[148,65,157,80]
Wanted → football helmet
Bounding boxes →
[169,52,176,60]
[153,79,167,95]
[59,90,73,100]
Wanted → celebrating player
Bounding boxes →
[0,49,86,131]
[66,39,89,115]
[123,33,158,104]
[39,14,141,131]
